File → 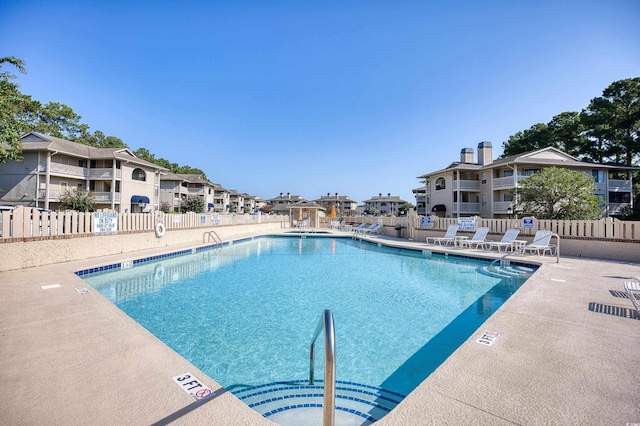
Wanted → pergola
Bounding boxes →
[288,200,325,229]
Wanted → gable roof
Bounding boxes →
[19,132,166,171]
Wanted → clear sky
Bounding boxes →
[2,0,639,204]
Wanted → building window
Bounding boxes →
[592,170,605,183]
[504,193,513,202]
[482,194,487,206]
[132,168,146,181]
[435,178,446,190]
[481,172,487,184]
[503,170,513,177]
[525,169,540,176]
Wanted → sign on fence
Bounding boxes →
[457,217,476,232]
[421,216,435,228]
[212,213,220,226]
[93,212,118,234]
[523,217,534,229]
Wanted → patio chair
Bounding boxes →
[522,230,556,256]
[354,223,376,236]
[360,223,383,235]
[426,224,459,246]
[484,229,520,253]
[460,227,490,250]
[624,280,640,315]
[349,223,366,232]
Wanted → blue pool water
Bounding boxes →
[82,237,533,398]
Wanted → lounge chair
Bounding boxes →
[354,223,376,235]
[360,223,383,235]
[522,230,556,256]
[426,224,459,246]
[460,227,490,250]
[624,280,640,315]
[484,229,520,253]
[349,223,366,232]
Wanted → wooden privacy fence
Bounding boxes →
[324,214,639,241]
[0,206,288,241]
[406,215,639,240]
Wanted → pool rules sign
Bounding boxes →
[172,372,213,401]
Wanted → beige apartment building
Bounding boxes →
[362,193,408,215]
[417,142,635,218]
[0,132,166,212]
[313,192,358,216]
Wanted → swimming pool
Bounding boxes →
[81,236,535,423]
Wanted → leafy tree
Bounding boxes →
[502,123,553,157]
[24,101,89,141]
[180,195,204,213]
[398,202,415,216]
[513,167,602,220]
[59,189,95,212]
[78,130,127,148]
[259,204,273,214]
[159,201,172,213]
[133,147,156,162]
[0,56,33,163]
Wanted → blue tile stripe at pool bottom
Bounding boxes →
[74,235,538,278]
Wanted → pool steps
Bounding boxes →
[234,380,405,424]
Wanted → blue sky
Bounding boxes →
[2,1,639,204]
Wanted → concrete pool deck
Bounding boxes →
[1,230,639,425]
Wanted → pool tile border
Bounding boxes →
[74,235,538,278]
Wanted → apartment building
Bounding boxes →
[362,193,408,215]
[417,142,635,218]
[313,193,358,216]
[266,193,305,215]
[159,172,225,212]
[0,132,165,212]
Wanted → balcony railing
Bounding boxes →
[38,190,121,203]
[453,202,480,214]
[453,180,480,191]
[39,163,122,180]
[608,179,632,191]
[493,201,512,213]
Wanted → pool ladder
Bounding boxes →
[203,230,223,247]
[309,309,336,426]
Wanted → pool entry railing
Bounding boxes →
[203,230,223,247]
[309,309,336,426]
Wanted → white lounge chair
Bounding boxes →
[360,223,383,235]
[522,230,556,256]
[460,227,490,250]
[484,229,520,253]
[354,223,376,235]
[350,223,366,232]
[426,224,459,246]
[624,280,640,315]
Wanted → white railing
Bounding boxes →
[0,207,288,240]
[453,202,481,213]
[453,180,480,191]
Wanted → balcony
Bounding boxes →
[453,202,480,214]
[39,162,87,179]
[89,168,121,180]
[39,163,122,180]
[493,201,513,213]
[38,190,120,203]
[608,179,632,191]
[453,180,480,191]
[492,175,527,189]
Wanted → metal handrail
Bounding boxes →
[203,230,222,246]
[309,309,336,426]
